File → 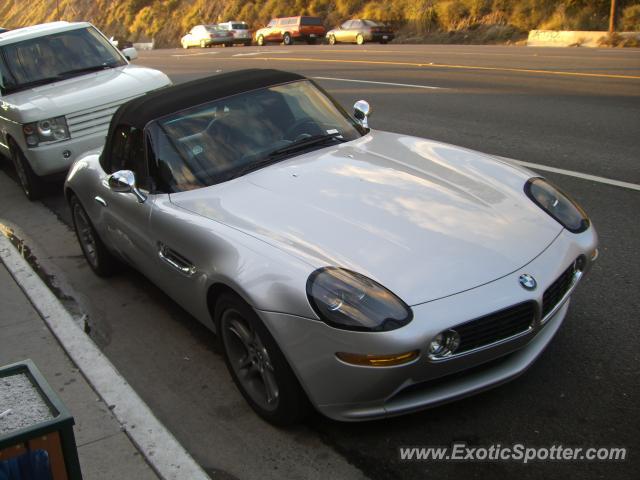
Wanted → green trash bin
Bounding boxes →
[0,359,82,479]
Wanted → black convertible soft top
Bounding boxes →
[112,68,306,130]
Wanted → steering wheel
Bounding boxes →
[283,119,323,141]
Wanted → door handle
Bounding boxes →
[158,243,196,276]
[94,196,107,207]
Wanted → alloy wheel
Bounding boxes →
[222,309,280,411]
[73,203,98,268]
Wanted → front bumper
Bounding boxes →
[23,129,108,177]
[258,227,597,421]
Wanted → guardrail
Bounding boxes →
[527,30,639,47]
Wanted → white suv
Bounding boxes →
[217,21,252,46]
[0,21,171,199]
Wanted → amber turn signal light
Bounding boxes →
[336,350,419,367]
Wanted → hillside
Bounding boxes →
[1,0,639,47]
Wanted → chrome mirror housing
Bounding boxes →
[108,170,146,203]
[353,100,371,129]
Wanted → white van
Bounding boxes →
[0,22,171,199]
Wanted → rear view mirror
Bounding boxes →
[122,47,138,61]
[108,170,146,203]
[353,100,371,129]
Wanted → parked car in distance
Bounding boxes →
[0,21,171,199]
[65,68,598,426]
[255,16,325,46]
[217,21,252,46]
[327,19,394,45]
[181,25,234,49]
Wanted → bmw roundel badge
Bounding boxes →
[519,274,537,290]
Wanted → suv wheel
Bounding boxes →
[283,33,293,45]
[10,142,44,201]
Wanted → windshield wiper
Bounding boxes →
[231,132,344,179]
[266,132,344,158]
[58,64,115,78]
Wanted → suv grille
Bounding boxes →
[67,95,139,139]
[542,262,577,318]
[455,301,536,353]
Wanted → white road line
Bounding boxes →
[313,76,444,90]
[0,233,209,480]
[498,156,640,191]
[171,51,219,57]
[233,50,292,57]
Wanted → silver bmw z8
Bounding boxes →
[65,69,598,424]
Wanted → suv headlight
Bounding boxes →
[306,267,413,332]
[525,177,589,233]
[23,116,70,147]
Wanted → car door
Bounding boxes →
[265,19,278,41]
[349,20,363,42]
[97,125,159,279]
[337,21,352,42]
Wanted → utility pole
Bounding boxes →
[609,0,616,33]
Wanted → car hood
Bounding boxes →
[170,130,562,305]
[1,65,170,123]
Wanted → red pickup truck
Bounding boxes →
[255,16,326,45]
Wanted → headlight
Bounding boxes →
[23,116,70,147]
[306,267,413,332]
[525,177,589,233]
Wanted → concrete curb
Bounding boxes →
[0,233,210,480]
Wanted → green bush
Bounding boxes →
[622,5,640,31]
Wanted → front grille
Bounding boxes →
[66,95,139,139]
[542,262,577,318]
[454,301,536,353]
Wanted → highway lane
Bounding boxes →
[1,44,638,479]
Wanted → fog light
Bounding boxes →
[428,329,460,359]
[336,350,419,367]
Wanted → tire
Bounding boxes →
[356,34,364,45]
[182,41,188,49]
[216,293,309,425]
[200,40,207,48]
[257,35,265,46]
[283,33,292,45]
[328,35,336,45]
[69,195,120,277]
[10,141,44,201]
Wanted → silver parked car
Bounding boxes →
[180,24,234,48]
[217,21,252,46]
[65,69,598,425]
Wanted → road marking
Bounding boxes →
[222,56,640,80]
[233,50,292,57]
[171,51,219,57]
[498,156,640,191]
[313,76,444,90]
[0,231,210,480]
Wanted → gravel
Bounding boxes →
[0,373,54,435]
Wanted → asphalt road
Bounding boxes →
[1,44,639,480]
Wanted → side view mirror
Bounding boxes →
[122,47,138,61]
[353,100,371,129]
[108,170,146,203]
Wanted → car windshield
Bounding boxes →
[0,26,126,95]
[363,20,383,27]
[204,25,223,32]
[148,80,363,192]
[231,24,248,30]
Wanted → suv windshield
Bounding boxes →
[149,80,364,192]
[0,26,126,95]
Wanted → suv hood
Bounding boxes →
[171,131,562,305]
[1,65,170,122]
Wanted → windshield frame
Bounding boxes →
[0,25,127,95]
[145,79,366,193]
